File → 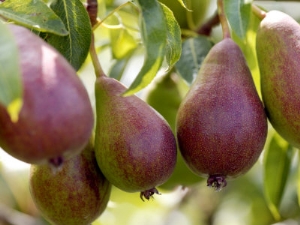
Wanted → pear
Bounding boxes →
[143,72,202,190]
[143,72,185,131]
[256,10,300,148]
[29,142,111,225]
[176,38,268,190]
[0,24,94,166]
[94,75,177,200]
[159,0,210,30]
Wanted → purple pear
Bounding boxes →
[94,76,177,200]
[176,38,268,190]
[256,10,300,148]
[29,142,111,225]
[0,24,94,166]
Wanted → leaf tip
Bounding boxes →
[7,98,22,122]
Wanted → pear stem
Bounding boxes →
[89,32,105,78]
[251,4,266,20]
[217,0,231,39]
[87,0,98,27]
[87,0,105,78]
[88,1,136,78]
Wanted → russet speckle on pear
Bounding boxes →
[94,76,177,200]
[256,10,300,148]
[0,24,94,166]
[29,143,112,225]
[176,38,268,190]
[143,72,202,190]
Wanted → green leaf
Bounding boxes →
[175,35,213,85]
[177,0,191,11]
[110,28,137,59]
[108,58,130,81]
[224,0,251,40]
[263,132,294,221]
[45,0,92,71]
[123,0,167,96]
[160,3,182,70]
[107,15,138,59]
[0,22,23,121]
[231,6,261,96]
[0,0,68,36]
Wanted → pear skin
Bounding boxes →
[29,142,111,225]
[94,76,177,200]
[256,10,300,148]
[0,24,94,166]
[143,72,202,190]
[176,38,268,189]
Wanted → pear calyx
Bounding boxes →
[140,188,161,201]
[207,175,227,191]
[48,156,64,168]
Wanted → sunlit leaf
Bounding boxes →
[0,0,68,36]
[0,22,23,121]
[6,98,22,122]
[116,8,140,34]
[177,0,191,11]
[224,0,251,40]
[107,14,138,59]
[98,0,107,18]
[175,35,213,85]
[123,0,167,95]
[111,28,137,59]
[45,0,92,71]
[160,3,182,70]
[263,132,294,221]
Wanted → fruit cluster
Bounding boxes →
[1,2,300,225]
[0,24,178,224]
[0,24,107,225]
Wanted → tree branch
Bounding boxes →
[197,10,220,36]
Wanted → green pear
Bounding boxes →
[159,0,210,30]
[143,72,202,190]
[94,75,177,200]
[0,24,94,166]
[256,10,300,148]
[29,142,111,225]
[176,38,268,190]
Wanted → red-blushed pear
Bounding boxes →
[29,142,112,225]
[0,24,94,166]
[176,38,268,190]
[256,10,300,148]
[143,72,202,190]
[94,75,177,200]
